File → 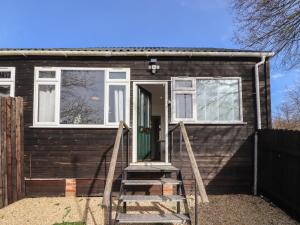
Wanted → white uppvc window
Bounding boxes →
[33,67,130,127]
[172,77,243,123]
[0,67,15,97]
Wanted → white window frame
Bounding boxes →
[106,82,130,126]
[171,77,244,124]
[0,67,15,97]
[33,67,130,128]
[172,77,195,90]
[172,90,197,122]
[107,68,130,82]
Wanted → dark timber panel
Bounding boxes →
[0,55,270,196]
[258,129,300,220]
[0,97,24,207]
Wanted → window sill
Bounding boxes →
[29,125,122,129]
[169,121,247,125]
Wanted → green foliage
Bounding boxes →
[53,205,86,225]
[62,206,71,221]
[53,222,85,225]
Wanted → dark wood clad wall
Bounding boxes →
[0,56,270,196]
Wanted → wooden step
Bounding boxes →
[117,213,190,224]
[124,165,179,173]
[120,195,185,202]
[122,178,181,186]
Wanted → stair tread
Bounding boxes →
[122,178,181,185]
[117,213,190,223]
[120,195,185,202]
[124,165,179,172]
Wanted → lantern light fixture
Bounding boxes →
[148,58,160,74]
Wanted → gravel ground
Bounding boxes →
[0,195,298,225]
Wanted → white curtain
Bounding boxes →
[114,88,124,121]
[176,94,192,118]
[38,85,55,122]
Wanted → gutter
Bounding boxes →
[0,50,274,58]
[253,56,266,196]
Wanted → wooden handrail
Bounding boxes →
[102,121,130,207]
[168,122,181,133]
[122,121,131,133]
[169,122,209,203]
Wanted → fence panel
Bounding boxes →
[258,129,300,219]
[0,97,24,208]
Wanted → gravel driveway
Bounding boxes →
[0,195,298,225]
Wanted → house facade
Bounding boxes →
[0,47,273,196]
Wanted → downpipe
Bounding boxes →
[253,56,265,195]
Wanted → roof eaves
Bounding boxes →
[0,48,275,57]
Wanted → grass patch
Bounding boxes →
[53,222,85,225]
[62,206,72,221]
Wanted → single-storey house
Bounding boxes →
[0,47,273,199]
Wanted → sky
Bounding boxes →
[0,0,299,116]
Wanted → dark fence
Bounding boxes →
[0,97,24,208]
[258,129,300,220]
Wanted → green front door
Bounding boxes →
[137,86,152,161]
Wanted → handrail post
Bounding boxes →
[171,132,174,163]
[127,131,129,167]
[176,171,181,214]
[179,128,182,155]
[195,177,199,225]
[109,191,112,225]
[121,128,124,172]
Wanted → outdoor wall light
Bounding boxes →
[148,58,160,74]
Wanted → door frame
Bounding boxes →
[132,81,170,165]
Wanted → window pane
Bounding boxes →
[0,71,11,79]
[176,94,193,118]
[205,80,218,121]
[233,82,241,120]
[39,71,56,78]
[196,79,241,121]
[197,80,218,121]
[196,81,206,120]
[38,85,55,122]
[218,80,240,121]
[109,85,126,122]
[0,85,11,96]
[175,80,192,88]
[109,72,126,79]
[60,70,105,124]
[140,91,144,126]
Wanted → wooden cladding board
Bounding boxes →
[258,129,300,220]
[0,56,271,196]
[0,97,24,208]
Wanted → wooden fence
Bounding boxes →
[258,129,300,220]
[0,97,24,208]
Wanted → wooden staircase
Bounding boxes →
[102,121,208,225]
[116,165,191,224]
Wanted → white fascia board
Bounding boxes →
[0,50,275,58]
